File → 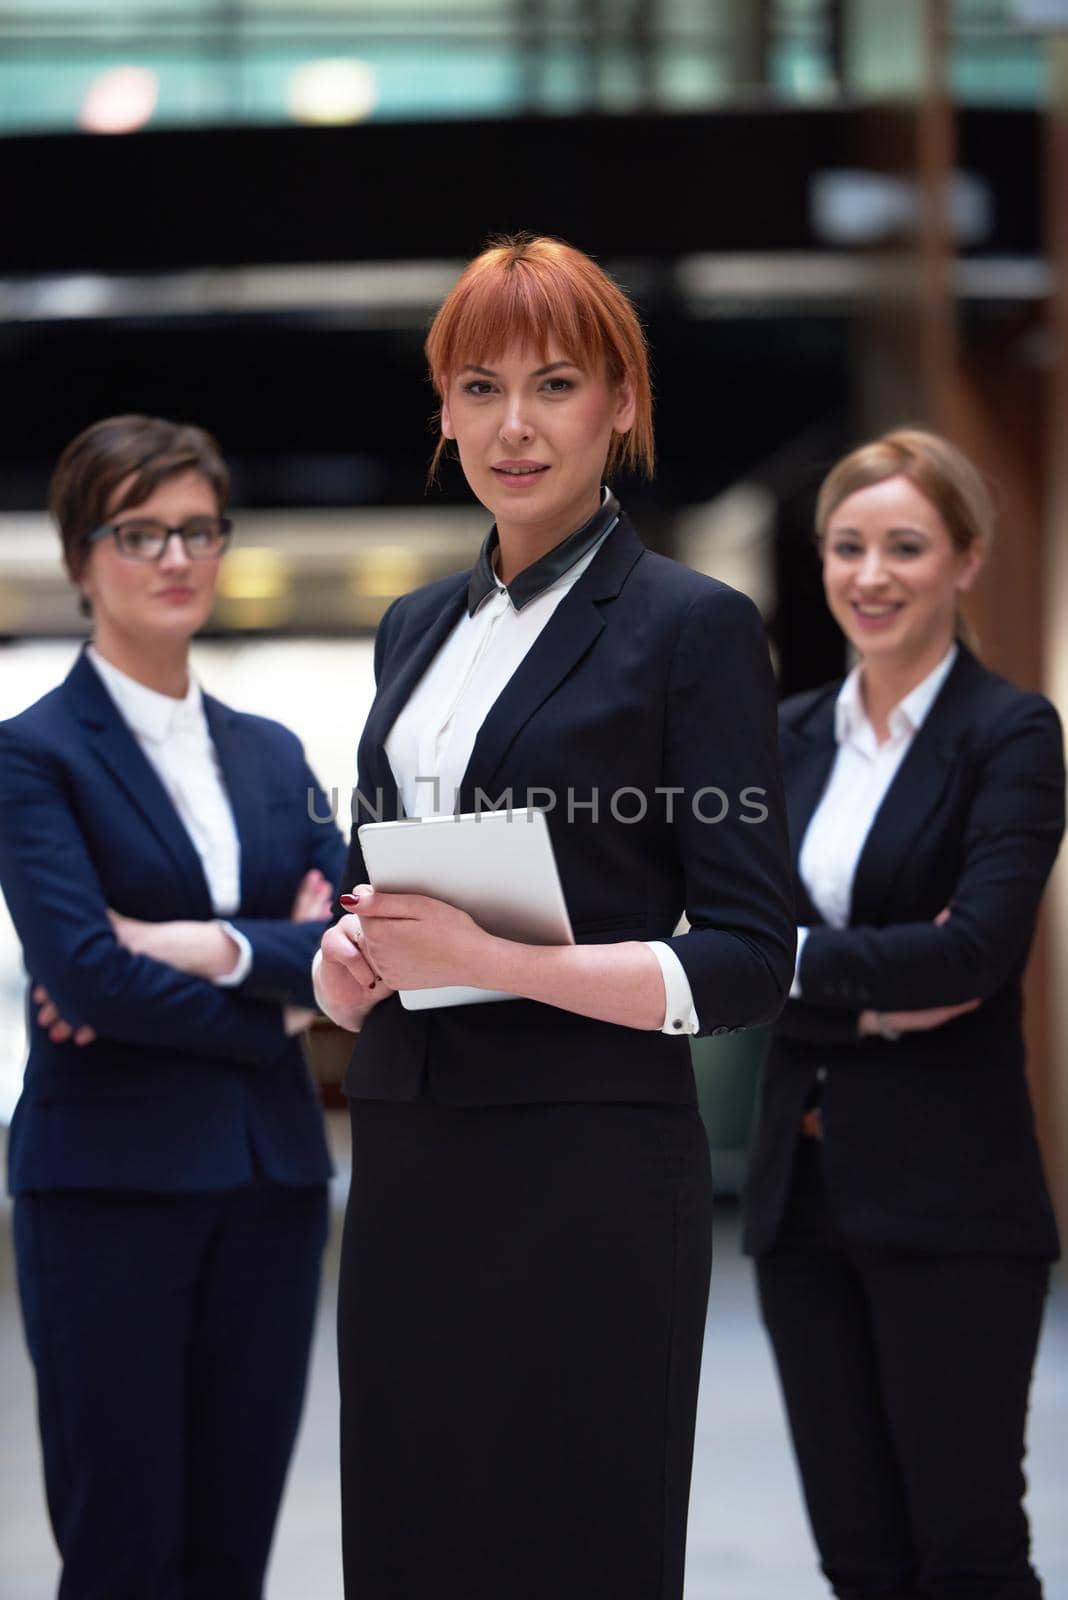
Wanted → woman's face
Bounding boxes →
[821,474,982,667]
[79,469,223,649]
[439,339,635,545]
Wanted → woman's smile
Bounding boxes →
[849,599,905,631]
[822,474,981,668]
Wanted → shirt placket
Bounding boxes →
[416,589,510,814]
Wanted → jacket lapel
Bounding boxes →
[64,650,213,910]
[847,650,976,926]
[360,578,470,817]
[455,517,647,811]
[203,695,268,913]
[781,689,838,926]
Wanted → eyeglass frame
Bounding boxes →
[81,516,234,562]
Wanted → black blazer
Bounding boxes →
[743,645,1065,1259]
[337,513,796,1106]
[0,651,346,1194]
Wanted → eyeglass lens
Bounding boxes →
[113,519,229,560]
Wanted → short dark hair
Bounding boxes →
[49,414,230,587]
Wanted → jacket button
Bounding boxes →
[816,1066,828,1083]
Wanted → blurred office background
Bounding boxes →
[2,2,1068,1596]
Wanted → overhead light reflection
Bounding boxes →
[287,59,377,126]
[79,67,159,135]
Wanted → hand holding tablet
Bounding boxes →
[356,807,574,1010]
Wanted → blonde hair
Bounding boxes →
[816,428,994,554]
[816,428,994,648]
[425,233,653,480]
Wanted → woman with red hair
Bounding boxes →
[315,235,796,1599]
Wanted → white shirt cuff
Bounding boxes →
[213,922,253,987]
[645,941,700,1036]
[789,927,810,999]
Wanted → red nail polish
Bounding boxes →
[339,893,360,910]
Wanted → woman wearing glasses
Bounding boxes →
[0,415,345,1599]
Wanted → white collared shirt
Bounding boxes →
[383,527,700,1036]
[87,647,251,985]
[791,644,958,995]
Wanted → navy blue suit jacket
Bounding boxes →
[744,645,1065,1258]
[0,650,346,1194]
[337,513,796,1106]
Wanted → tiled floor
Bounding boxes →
[2,1118,1066,1600]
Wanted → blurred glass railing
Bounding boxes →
[0,0,1054,137]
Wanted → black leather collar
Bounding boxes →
[466,488,621,617]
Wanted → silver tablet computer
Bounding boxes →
[357,807,574,1010]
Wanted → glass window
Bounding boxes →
[0,0,1053,135]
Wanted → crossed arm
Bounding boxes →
[34,869,332,1046]
[785,696,1065,1042]
[0,723,342,1055]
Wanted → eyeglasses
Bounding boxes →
[83,516,233,563]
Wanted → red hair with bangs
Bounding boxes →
[425,234,653,480]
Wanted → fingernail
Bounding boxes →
[339,894,360,910]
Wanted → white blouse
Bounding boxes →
[383,522,700,1036]
[385,529,609,822]
[792,644,957,994]
[87,648,251,985]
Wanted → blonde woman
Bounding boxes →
[745,429,1064,1600]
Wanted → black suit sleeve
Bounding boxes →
[771,1000,862,1046]
[333,596,400,911]
[661,586,796,1033]
[798,695,1065,1010]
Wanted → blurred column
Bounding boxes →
[827,0,847,85]
[840,0,1052,688]
[578,0,605,108]
[515,0,546,111]
[725,0,772,91]
[843,0,949,428]
[632,0,656,107]
[1043,25,1068,1234]
[916,0,959,424]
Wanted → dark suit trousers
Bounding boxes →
[754,1140,1049,1600]
[14,1181,328,1600]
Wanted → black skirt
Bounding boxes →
[338,1096,713,1600]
